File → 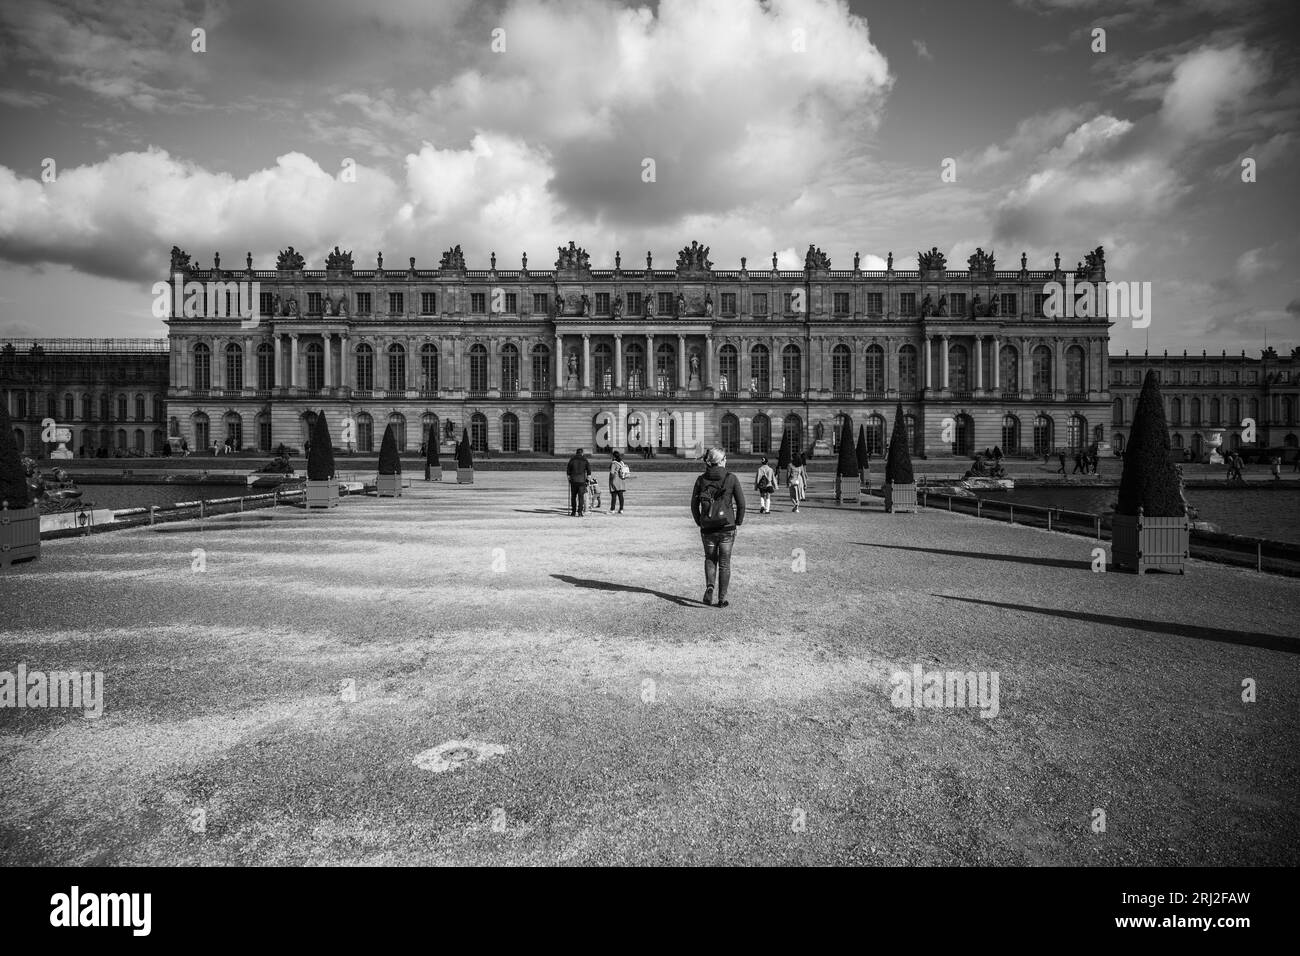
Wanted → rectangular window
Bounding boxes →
[1209,370,1220,383]
[471,293,486,314]
[1190,370,1200,383]
[389,292,403,314]
[356,292,371,314]
[1247,370,1258,384]
[505,292,517,313]
[259,291,274,315]
[900,293,916,316]
[1000,293,1017,315]
[307,292,323,315]
[421,292,436,314]
[1033,293,1046,317]
[752,293,768,316]
[626,291,642,316]
[1111,370,1122,383]
[596,292,610,315]
[657,292,674,315]
[949,293,966,316]
[833,292,850,314]
[783,292,794,314]
[1230,370,1239,383]
[533,293,549,314]
[867,292,883,315]
[721,293,736,315]
[1169,370,1180,384]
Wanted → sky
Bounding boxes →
[0,0,1297,356]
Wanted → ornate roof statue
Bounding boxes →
[555,241,590,272]
[917,247,946,271]
[439,245,466,270]
[324,246,354,271]
[936,295,948,316]
[804,244,831,271]
[276,246,306,270]
[169,245,191,272]
[676,240,712,272]
[919,294,934,318]
[1077,245,1105,279]
[966,247,995,276]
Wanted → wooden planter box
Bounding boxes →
[425,465,442,482]
[1111,512,1188,575]
[304,479,340,509]
[0,503,40,569]
[376,473,402,497]
[457,467,474,484]
[884,482,917,513]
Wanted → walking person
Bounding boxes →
[788,454,807,512]
[691,447,746,608]
[1056,451,1067,476]
[608,450,629,514]
[566,447,591,516]
[1271,455,1282,481]
[754,456,776,514]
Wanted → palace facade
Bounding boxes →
[1109,347,1300,460]
[0,340,169,457]
[159,241,1114,459]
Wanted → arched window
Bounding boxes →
[948,344,969,393]
[1228,397,1240,424]
[470,412,488,452]
[1172,432,1184,450]
[135,393,146,421]
[751,413,771,453]
[1283,397,1295,425]
[257,342,275,389]
[781,344,802,394]
[64,393,74,421]
[718,345,737,394]
[225,342,243,391]
[192,412,210,452]
[421,413,439,452]
[904,414,921,456]
[832,344,852,395]
[1190,433,1203,458]
[301,410,317,447]
[783,413,802,452]
[593,343,612,392]
[865,413,885,457]
[46,392,57,417]
[1032,345,1052,396]
[501,344,520,395]
[1112,397,1124,424]
[356,413,374,452]
[898,344,918,393]
[469,344,488,393]
[531,344,550,393]
[388,412,407,451]
[1113,433,1125,454]
[420,343,439,393]
[1248,398,1259,421]
[532,413,551,454]
[306,342,324,390]
[655,342,675,394]
[223,411,242,450]
[193,343,211,391]
[12,428,24,454]
[1209,397,1221,426]
[751,345,770,394]
[117,394,128,421]
[865,344,884,393]
[153,396,164,421]
[720,413,740,452]
[625,342,645,390]
[953,412,974,456]
[256,411,271,452]
[100,393,110,421]
[82,394,92,421]
[1190,397,1201,426]
[999,344,1019,394]
[80,428,93,453]
[501,413,519,452]
[133,429,145,453]
[152,429,164,454]
[1065,345,1085,395]
[1068,414,1087,452]
[1169,397,1182,425]
[1001,414,1020,454]
[1033,414,1053,455]
[387,343,405,393]
[355,344,374,392]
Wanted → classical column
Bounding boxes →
[289,334,299,388]
[614,334,624,387]
[1020,337,1031,396]
[245,336,257,390]
[646,333,654,389]
[678,334,687,389]
[941,335,950,390]
[406,337,418,391]
[554,334,563,389]
[582,334,591,389]
[704,335,713,388]
[340,334,349,389]
[993,336,1001,391]
[273,334,282,389]
[924,336,932,390]
[975,335,984,391]
[323,334,332,389]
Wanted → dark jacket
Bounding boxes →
[691,464,746,531]
[566,454,591,483]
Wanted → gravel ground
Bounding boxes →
[1,470,1297,866]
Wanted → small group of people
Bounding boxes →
[564,447,632,516]
[1056,448,1100,476]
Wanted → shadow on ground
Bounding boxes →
[551,573,704,608]
[858,542,1092,571]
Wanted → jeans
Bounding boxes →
[701,529,735,600]
[570,482,586,515]
[609,488,625,512]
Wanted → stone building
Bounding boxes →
[0,339,170,457]
[1109,346,1300,460]
[159,241,1113,460]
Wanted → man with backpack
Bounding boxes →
[566,447,591,516]
[691,446,746,608]
[754,456,776,514]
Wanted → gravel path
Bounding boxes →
[2,471,1297,865]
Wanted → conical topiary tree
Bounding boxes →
[0,403,32,509]
[835,414,856,502]
[1117,370,1184,517]
[856,425,869,473]
[307,410,334,481]
[426,431,440,468]
[885,403,914,485]
[776,425,791,473]
[457,428,473,468]
[378,423,401,476]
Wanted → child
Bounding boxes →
[586,474,602,510]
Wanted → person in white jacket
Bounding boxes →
[754,457,776,514]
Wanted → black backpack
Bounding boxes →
[697,474,731,529]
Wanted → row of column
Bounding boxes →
[555,333,713,390]
[924,335,1004,392]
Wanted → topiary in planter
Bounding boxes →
[0,402,39,568]
[884,402,916,513]
[425,430,441,481]
[376,423,402,496]
[1113,370,1188,573]
[776,425,791,474]
[835,414,856,503]
[856,424,870,501]
[456,427,474,483]
[305,410,339,508]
